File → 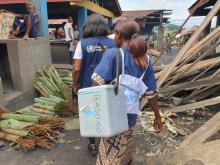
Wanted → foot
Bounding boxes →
[88,144,98,157]
[9,34,17,39]
[23,34,29,40]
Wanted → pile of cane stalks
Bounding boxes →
[0,107,64,151]
[0,66,78,151]
[33,66,72,100]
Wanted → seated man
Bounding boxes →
[1,2,39,39]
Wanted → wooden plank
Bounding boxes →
[165,37,220,86]
[181,69,220,103]
[165,96,220,113]
[181,26,220,62]
[146,139,220,165]
[156,56,220,83]
[157,0,220,87]
[159,77,220,93]
[71,1,115,18]
[180,111,220,148]
[191,87,220,102]
[181,86,220,104]
[157,28,220,81]
[169,56,220,80]
[167,26,220,78]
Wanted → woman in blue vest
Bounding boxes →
[92,20,163,164]
[73,14,115,156]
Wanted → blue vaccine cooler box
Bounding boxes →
[78,85,129,137]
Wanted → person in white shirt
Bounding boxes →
[64,16,74,64]
[73,25,79,41]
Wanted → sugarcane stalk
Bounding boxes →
[34,98,57,106]
[32,108,55,116]
[1,113,39,122]
[1,128,29,137]
[19,108,53,118]
[39,97,61,104]
[33,103,54,111]
[34,81,53,96]
[0,119,35,130]
[33,84,48,97]
[49,96,64,102]
[0,131,20,142]
[16,106,33,114]
[47,77,60,92]
[38,77,57,93]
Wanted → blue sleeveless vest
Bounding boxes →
[79,36,115,89]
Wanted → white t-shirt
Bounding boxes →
[64,22,74,41]
[73,30,79,39]
[73,41,82,60]
[73,36,115,60]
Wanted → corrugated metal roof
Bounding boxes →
[189,0,217,16]
[121,10,161,19]
[114,10,170,23]
[0,0,80,4]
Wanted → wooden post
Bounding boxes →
[78,7,87,38]
[157,0,220,88]
[31,0,49,37]
[157,26,164,51]
[0,77,3,99]
[108,17,113,29]
[157,11,164,52]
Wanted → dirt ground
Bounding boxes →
[134,105,219,157]
[0,106,218,165]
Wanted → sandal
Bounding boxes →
[88,144,98,157]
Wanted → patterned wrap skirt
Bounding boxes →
[96,128,133,165]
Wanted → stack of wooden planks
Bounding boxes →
[145,1,220,164]
[141,0,220,113]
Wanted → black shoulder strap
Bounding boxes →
[114,48,121,95]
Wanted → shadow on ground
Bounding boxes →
[0,130,145,165]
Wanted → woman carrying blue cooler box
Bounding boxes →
[91,20,163,165]
[73,14,115,156]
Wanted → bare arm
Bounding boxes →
[73,59,81,95]
[148,95,163,132]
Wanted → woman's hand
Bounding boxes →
[148,97,163,133]
[73,85,78,96]
[154,116,163,133]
